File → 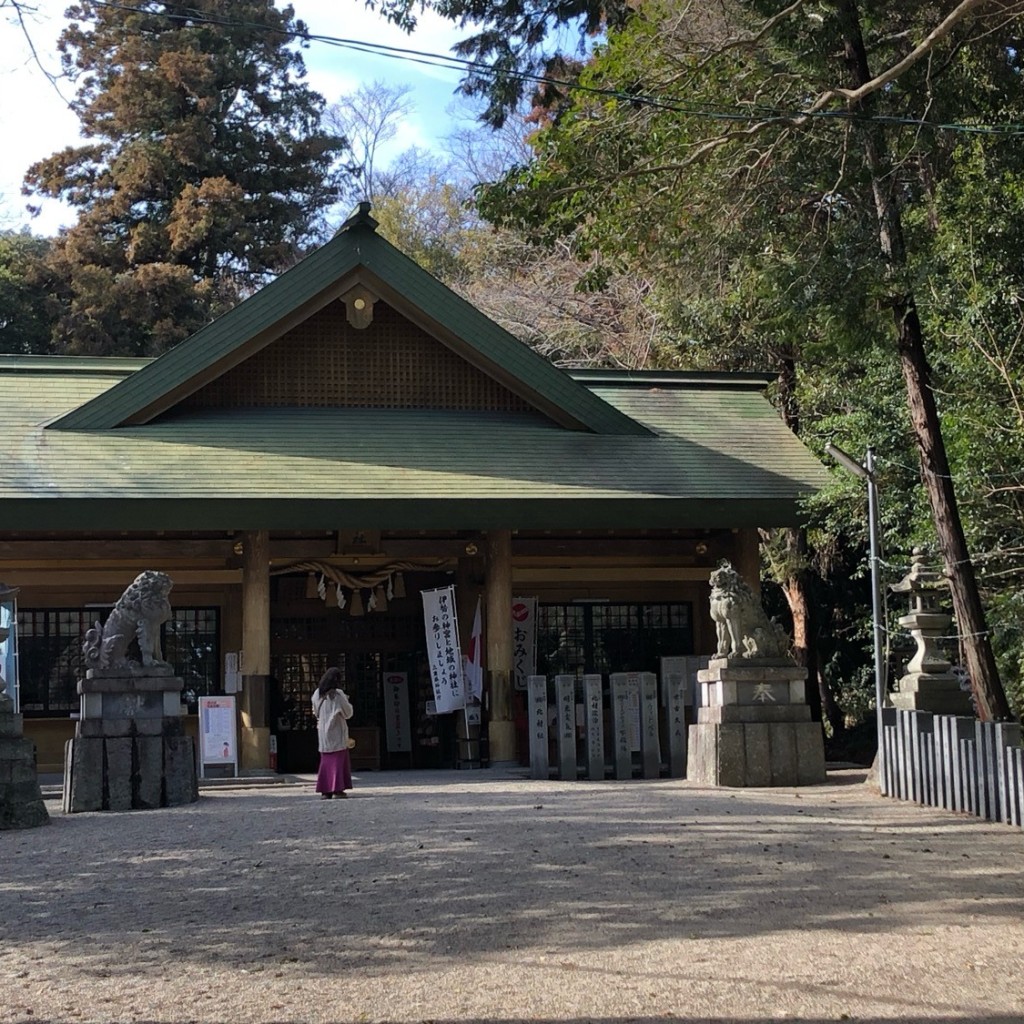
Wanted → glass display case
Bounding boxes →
[0,583,20,712]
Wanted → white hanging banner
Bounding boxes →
[511,596,537,691]
[383,671,412,752]
[422,585,465,713]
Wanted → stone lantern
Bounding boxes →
[889,548,972,715]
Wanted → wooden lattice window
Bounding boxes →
[183,300,536,413]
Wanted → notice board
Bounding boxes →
[198,695,238,778]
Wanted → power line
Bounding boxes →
[85,0,1024,137]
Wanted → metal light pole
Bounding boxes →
[826,443,887,794]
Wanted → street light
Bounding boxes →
[825,443,888,795]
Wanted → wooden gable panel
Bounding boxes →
[180,299,537,413]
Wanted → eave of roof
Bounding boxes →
[0,365,828,532]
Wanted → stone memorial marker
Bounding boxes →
[583,674,605,780]
[661,657,689,778]
[609,674,633,780]
[555,675,577,780]
[527,674,549,780]
[63,572,199,812]
[639,672,660,778]
[687,561,826,787]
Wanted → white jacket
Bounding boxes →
[312,688,354,753]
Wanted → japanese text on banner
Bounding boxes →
[421,585,465,713]
[512,596,537,691]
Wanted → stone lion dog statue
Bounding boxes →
[82,570,174,671]
[709,561,790,661]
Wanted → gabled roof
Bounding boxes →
[50,204,649,436]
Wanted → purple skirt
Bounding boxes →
[315,749,353,794]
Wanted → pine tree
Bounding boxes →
[25,1,350,355]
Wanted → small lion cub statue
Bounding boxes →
[709,561,791,662]
[83,570,174,672]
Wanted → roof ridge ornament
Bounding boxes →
[338,201,379,234]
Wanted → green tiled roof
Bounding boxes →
[0,359,828,531]
[51,207,647,436]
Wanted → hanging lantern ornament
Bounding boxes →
[393,572,406,599]
[349,588,365,617]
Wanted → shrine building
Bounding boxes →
[0,204,828,776]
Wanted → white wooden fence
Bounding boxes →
[881,708,1024,828]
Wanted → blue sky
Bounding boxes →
[0,0,479,235]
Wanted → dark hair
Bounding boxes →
[317,666,342,698]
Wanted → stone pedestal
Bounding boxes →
[687,658,826,787]
[63,669,198,812]
[890,671,972,715]
[0,694,50,830]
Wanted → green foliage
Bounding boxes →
[463,0,1024,721]
[373,161,476,284]
[0,231,58,354]
[25,0,350,355]
[369,0,630,127]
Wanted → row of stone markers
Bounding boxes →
[528,672,687,781]
[526,657,826,785]
[525,562,827,786]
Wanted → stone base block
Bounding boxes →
[0,736,50,830]
[64,734,198,813]
[697,703,812,724]
[687,719,826,787]
[891,675,972,715]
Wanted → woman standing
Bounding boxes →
[312,667,354,799]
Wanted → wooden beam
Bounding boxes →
[0,539,235,560]
[0,538,338,562]
[511,538,720,558]
[512,567,712,583]
[0,569,242,587]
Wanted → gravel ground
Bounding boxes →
[2,767,1023,1024]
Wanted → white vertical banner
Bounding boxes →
[224,651,241,694]
[383,671,412,752]
[422,585,465,713]
[511,596,537,691]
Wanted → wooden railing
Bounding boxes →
[881,708,1023,829]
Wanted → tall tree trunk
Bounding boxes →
[774,352,843,732]
[837,0,1012,721]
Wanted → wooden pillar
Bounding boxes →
[734,528,762,595]
[484,529,515,762]
[240,529,270,772]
